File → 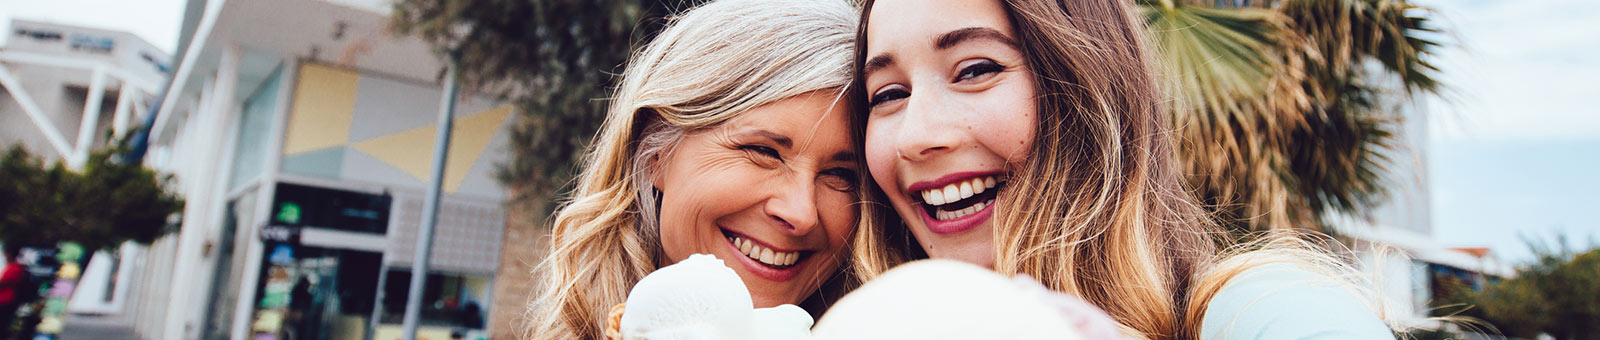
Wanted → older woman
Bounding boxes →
[525,0,861,339]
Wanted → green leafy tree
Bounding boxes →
[1448,240,1600,339]
[0,140,183,253]
[390,0,671,211]
[1141,0,1443,234]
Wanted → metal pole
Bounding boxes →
[402,53,459,340]
[366,259,388,340]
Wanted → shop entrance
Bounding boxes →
[250,245,381,340]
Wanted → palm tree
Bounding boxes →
[1140,0,1443,235]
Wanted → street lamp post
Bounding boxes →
[401,50,461,340]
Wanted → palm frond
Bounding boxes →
[1147,0,1444,234]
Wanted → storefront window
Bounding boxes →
[375,270,489,340]
[249,246,381,340]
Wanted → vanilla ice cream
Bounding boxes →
[617,254,815,340]
[812,259,1118,340]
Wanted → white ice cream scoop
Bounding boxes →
[616,254,814,340]
[813,259,1126,340]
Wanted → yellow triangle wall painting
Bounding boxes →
[283,63,359,155]
[351,105,513,192]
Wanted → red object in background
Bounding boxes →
[0,261,26,305]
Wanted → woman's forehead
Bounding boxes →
[865,0,1015,51]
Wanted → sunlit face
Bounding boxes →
[861,0,1036,267]
[653,91,860,307]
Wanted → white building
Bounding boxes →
[1,19,169,169]
[47,1,518,340]
[0,18,173,317]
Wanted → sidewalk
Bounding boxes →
[60,313,142,340]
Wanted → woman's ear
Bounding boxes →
[634,108,672,191]
[645,151,667,191]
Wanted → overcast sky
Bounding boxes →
[3,0,1595,264]
[1414,0,1600,263]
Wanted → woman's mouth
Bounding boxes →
[911,175,1005,234]
[722,230,807,270]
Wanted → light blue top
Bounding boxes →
[1200,264,1394,340]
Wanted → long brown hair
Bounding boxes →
[850,1,1228,338]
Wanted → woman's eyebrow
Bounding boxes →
[935,27,1018,50]
[735,129,793,148]
[831,150,858,164]
[863,53,896,79]
[864,27,1017,78]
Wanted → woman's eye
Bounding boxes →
[820,168,859,191]
[739,145,781,159]
[868,86,909,108]
[955,60,1004,82]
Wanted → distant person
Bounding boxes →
[459,301,482,330]
[0,247,28,340]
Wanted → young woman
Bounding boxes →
[525,0,862,339]
[850,0,1392,339]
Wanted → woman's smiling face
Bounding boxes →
[652,91,860,307]
[860,0,1036,267]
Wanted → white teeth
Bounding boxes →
[924,190,944,205]
[919,176,1000,206]
[941,186,960,205]
[920,176,1005,221]
[727,234,801,267]
[933,199,995,221]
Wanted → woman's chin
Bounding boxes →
[748,291,801,309]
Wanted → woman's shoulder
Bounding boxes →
[1200,263,1394,340]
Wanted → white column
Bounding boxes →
[163,44,241,340]
[71,66,109,169]
[112,79,136,139]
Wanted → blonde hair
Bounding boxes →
[850,1,1390,339]
[524,0,859,339]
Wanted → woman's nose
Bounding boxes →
[763,174,820,235]
[894,89,962,162]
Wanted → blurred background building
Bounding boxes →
[1335,82,1514,328]
[1,19,168,170]
[0,16,173,320]
[5,0,516,339]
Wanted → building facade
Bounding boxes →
[109,1,516,340]
[1,19,168,169]
[1,18,173,319]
